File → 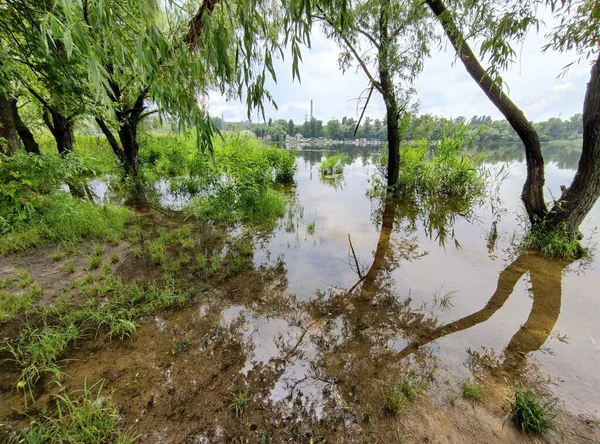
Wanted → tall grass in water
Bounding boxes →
[0,153,131,255]
[319,153,350,176]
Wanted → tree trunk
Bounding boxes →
[43,107,74,155]
[10,99,40,154]
[0,93,20,155]
[425,0,547,224]
[118,118,140,177]
[378,6,400,191]
[546,54,600,236]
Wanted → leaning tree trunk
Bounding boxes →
[426,0,547,225]
[43,107,74,155]
[0,93,20,155]
[10,99,40,154]
[546,54,600,236]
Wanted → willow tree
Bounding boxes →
[14,0,317,177]
[315,0,435,190]
[426,0,600,239]
[0,0,90,155]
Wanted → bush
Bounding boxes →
[375,123,485,199]
[188,135,294,224]
[319,153,350,176]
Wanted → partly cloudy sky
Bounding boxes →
[208,12,592,124]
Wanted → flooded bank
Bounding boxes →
[1,143,599,442]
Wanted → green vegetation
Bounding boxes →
[229,390,249,419]
[392,125,484,198]
[0,284,42,323]
[1,273,192,398]
[0,154,131,255]
[522,223,586,260]
[21,381,136,443]
[461,380,486,402]
[510,390,557,435]
[319,153,349,176]
[383,385,405,415]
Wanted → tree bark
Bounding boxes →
[425,0,547,224]
[43,107,74,156]
[546,54,600,235]
[0,93,20,155]
[378,5,400,191]
[10,99,40,154]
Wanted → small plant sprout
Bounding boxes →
[433,288,457,310]
[93,245,105,257]
[510,389,557,435]
[229,390,249,419]
[196,252,207,269]
[131,245,144,258]
[110,254,120,264]
[306,221,316,235]
[17,271,34,289]
[461,380,486,402]
[172,333,193,355]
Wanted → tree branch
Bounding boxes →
[354,84,374,137]
[315,10,383,94]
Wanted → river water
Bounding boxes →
[248,143,600,417]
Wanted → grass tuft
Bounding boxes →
[510,389,557,435]
[461,380,486,402]
[21,381,137,442]
[229,390,249,419]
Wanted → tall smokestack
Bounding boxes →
[310,100,313,120]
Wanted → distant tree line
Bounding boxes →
[210,113,584,144]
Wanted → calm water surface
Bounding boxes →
[250,144,600,416]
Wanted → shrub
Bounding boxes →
[319,153,350,176]
[522,223,586,260]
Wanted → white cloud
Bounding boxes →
[208,14,592,124]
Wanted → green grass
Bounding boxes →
[148,240,166,265]
[1,273,193,399]
[510,389,557,435]
[172,333,193,355]
[21,381,137,443]
[88,255,103,270]
[461,380,486,401]
[0,284,42,323]
[229,390,249,419]
[51,251,66,262]
[522,223,586,260]
[110,254,120,264]
[306,221,316,235]
[64,261,76,274]
[383,385,406,415]
[319,153,349,176]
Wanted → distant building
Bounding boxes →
[239,130,256,137]
[295,133,304,140]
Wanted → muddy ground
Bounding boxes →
[1,211,599,443]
